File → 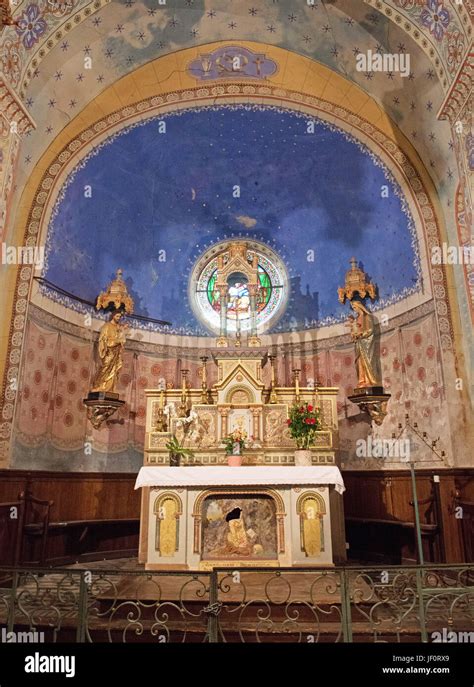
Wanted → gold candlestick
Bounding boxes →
[200,356,209,404]
[268,354,279,404]
[179,369,189,417]
[293,368,301,403]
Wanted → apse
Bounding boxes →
[44,105,419,335]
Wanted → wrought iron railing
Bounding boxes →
[0,564,472,643]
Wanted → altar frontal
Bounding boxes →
[136,466,345,570]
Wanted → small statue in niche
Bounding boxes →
[91,311,129,393]
[347,298,381,389]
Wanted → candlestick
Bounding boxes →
[268,354,278,404]
[200,356,209,404]
[179,369,189,417]
[293,368,301,403]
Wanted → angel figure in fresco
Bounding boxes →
[91,311,129,393]
[348,299,381,388]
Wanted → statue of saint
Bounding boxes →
[91,311,129,393]
[348,299,381,388]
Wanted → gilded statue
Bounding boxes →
[347,299,381,388]
[91,311,129,394]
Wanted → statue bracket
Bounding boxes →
[84,392,125,430]
[348,387,391,426]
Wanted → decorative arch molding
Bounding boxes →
[0,44,459,465]
[225,386,256,406]
[296,491,327,516]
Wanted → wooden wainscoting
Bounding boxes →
[343,469,473,564]
[0,470,140,566]
[0,468,471,567]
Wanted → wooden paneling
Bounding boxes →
[0,469,471,567]
[0,470,140,566]
[343,469,473,564]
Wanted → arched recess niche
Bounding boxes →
[0,41,468,467]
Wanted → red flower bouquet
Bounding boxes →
[287,402,321,449]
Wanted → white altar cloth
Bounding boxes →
[135,466,345,494]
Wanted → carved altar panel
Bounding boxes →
[320,399,335,428]
[227,387,253,405]
[262,405,293,447]
[191,406,218,449]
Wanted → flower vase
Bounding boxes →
[294,449,312,466]
[227,454,243,466]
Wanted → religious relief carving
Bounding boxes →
[190,409,218,449]
[148,432,172,449]
[263,407,293,447]
[229,388,252,405]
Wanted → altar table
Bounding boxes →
[136,466,345,570]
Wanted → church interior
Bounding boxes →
[0,0,473,654]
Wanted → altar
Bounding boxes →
[137,351,347,569]
[135,466,345,570]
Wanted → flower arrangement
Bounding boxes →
[287,403,321,449]
[222,429,249,455]
[165,435,194,466]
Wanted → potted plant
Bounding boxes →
[222,429,248,466]
[287,402,321,465]
[165,435,194,467]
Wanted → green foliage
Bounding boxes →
[286,402,321,449]
[165,435,194,458]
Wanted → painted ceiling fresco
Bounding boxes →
[44,105,420,335]
[4,0,468,210]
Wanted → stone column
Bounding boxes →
[218,406,229,440]
[251,407,262,441]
